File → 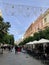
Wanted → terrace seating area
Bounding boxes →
[25,39,49,65]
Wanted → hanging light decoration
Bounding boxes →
[12,5,14,8]
[2,2,47,18]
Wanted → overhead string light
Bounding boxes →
[2,2,48,18]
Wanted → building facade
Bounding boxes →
[24,9,49,38]
[0,10,2,16]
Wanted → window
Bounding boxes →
[44,18,47,22]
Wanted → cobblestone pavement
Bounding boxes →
[0,49,44,65]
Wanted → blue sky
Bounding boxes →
[0,0,49,41]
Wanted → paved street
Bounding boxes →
[0,49,44,65]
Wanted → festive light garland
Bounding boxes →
[0,2,48,17]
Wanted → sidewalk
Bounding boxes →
[0,48,44,65]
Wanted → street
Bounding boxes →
[0,48,44,65]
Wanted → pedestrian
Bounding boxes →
[17,46,21,52]
[15,45,18,54]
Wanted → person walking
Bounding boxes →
[15,45,18,54]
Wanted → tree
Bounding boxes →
[3,34,14,45]
[44,27,49,39]
[9,35,14,45]
[0,16,11,44]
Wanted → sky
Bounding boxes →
[0,0,49,41]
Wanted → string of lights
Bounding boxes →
[0,2,48,17]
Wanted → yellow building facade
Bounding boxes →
[24,9,49,38]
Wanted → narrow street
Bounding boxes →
[0,49,44,65]
[0,1,49,65]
